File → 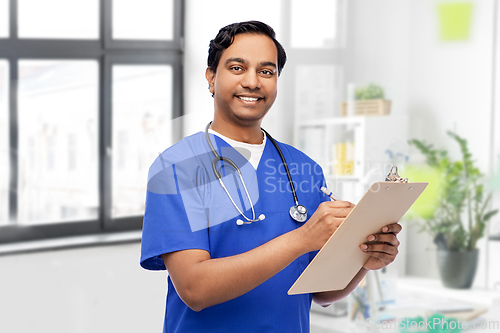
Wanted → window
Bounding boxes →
[291,0,341,48]
[0,0,8,38]
[0,0,183,244]
[113,0,174,40]
[112,65,173,218]
[18,60,99,225]
[18,0,99,39]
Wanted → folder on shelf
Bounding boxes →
[288,166,428,295]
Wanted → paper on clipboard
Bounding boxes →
[288,180,428,295]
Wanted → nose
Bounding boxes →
[240,71,261,90]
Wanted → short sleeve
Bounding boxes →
[140,148,210,271]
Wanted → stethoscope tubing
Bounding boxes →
[261,128,300,207]
[205,122,307,224]
[205,123,260,223]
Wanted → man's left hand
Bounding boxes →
[360,223,402,270]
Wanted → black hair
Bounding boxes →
[207,20,287,76]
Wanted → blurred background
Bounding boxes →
[1,0,500,332]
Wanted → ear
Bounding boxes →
[205,67,216,95]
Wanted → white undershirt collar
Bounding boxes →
[208,128,266,170]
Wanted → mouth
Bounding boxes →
[236,95,263,102]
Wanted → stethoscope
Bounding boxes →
[205,122,308,225]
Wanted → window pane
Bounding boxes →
[0,60,8,226]
[113,0,174,40]
[18,60,99,225]
[112,65,172,218]
[18,0,99,39]
[0,0,8,38]
[291,0,338,48]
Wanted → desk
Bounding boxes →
[311,306,500,333]
[395,277,500,306]
[310,277,500,333]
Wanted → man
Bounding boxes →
[141,21,401,333]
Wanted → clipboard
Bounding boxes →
[288,166,428,295]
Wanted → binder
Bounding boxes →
[288,166,428,295]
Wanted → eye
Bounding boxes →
[260,69,274,76]
[230,66,243,72]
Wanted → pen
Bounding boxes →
[320,186,342,201]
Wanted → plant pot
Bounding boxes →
[436,249,479,289]
[340,99,391,117]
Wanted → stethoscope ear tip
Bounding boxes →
[258,214,266,221]
[236,219,244,226]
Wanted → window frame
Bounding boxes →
[0,0,184,245]
[104,0,183,50]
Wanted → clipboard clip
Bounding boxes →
[385,165,408,183]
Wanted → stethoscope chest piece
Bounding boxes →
[289,205,308,222]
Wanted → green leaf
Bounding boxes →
[355,83,385,100]
[409,130,495,250]
[483,209,499,222]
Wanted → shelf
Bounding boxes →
[295,115,408,203]
[299,116,364,127]
[397,277,500,307]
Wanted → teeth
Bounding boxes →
[239,96,259,102]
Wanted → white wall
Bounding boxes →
[0,243,166,333]
[348,0,500,287]
[408,0,494,168]
[407,0,497,287]
[490,0,500,290]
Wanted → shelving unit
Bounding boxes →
[295,115,408,202]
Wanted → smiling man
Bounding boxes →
[140,21,402,333]
[206,32,278,141]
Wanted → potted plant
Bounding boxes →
[341,83,391,117]
[408,131,498,289]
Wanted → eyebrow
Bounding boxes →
[225,57,246,66]
[260,61,277,69]
[225,57,277,69]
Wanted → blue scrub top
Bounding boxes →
[141,131,330,333]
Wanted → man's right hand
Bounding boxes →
[298,201,355,253]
